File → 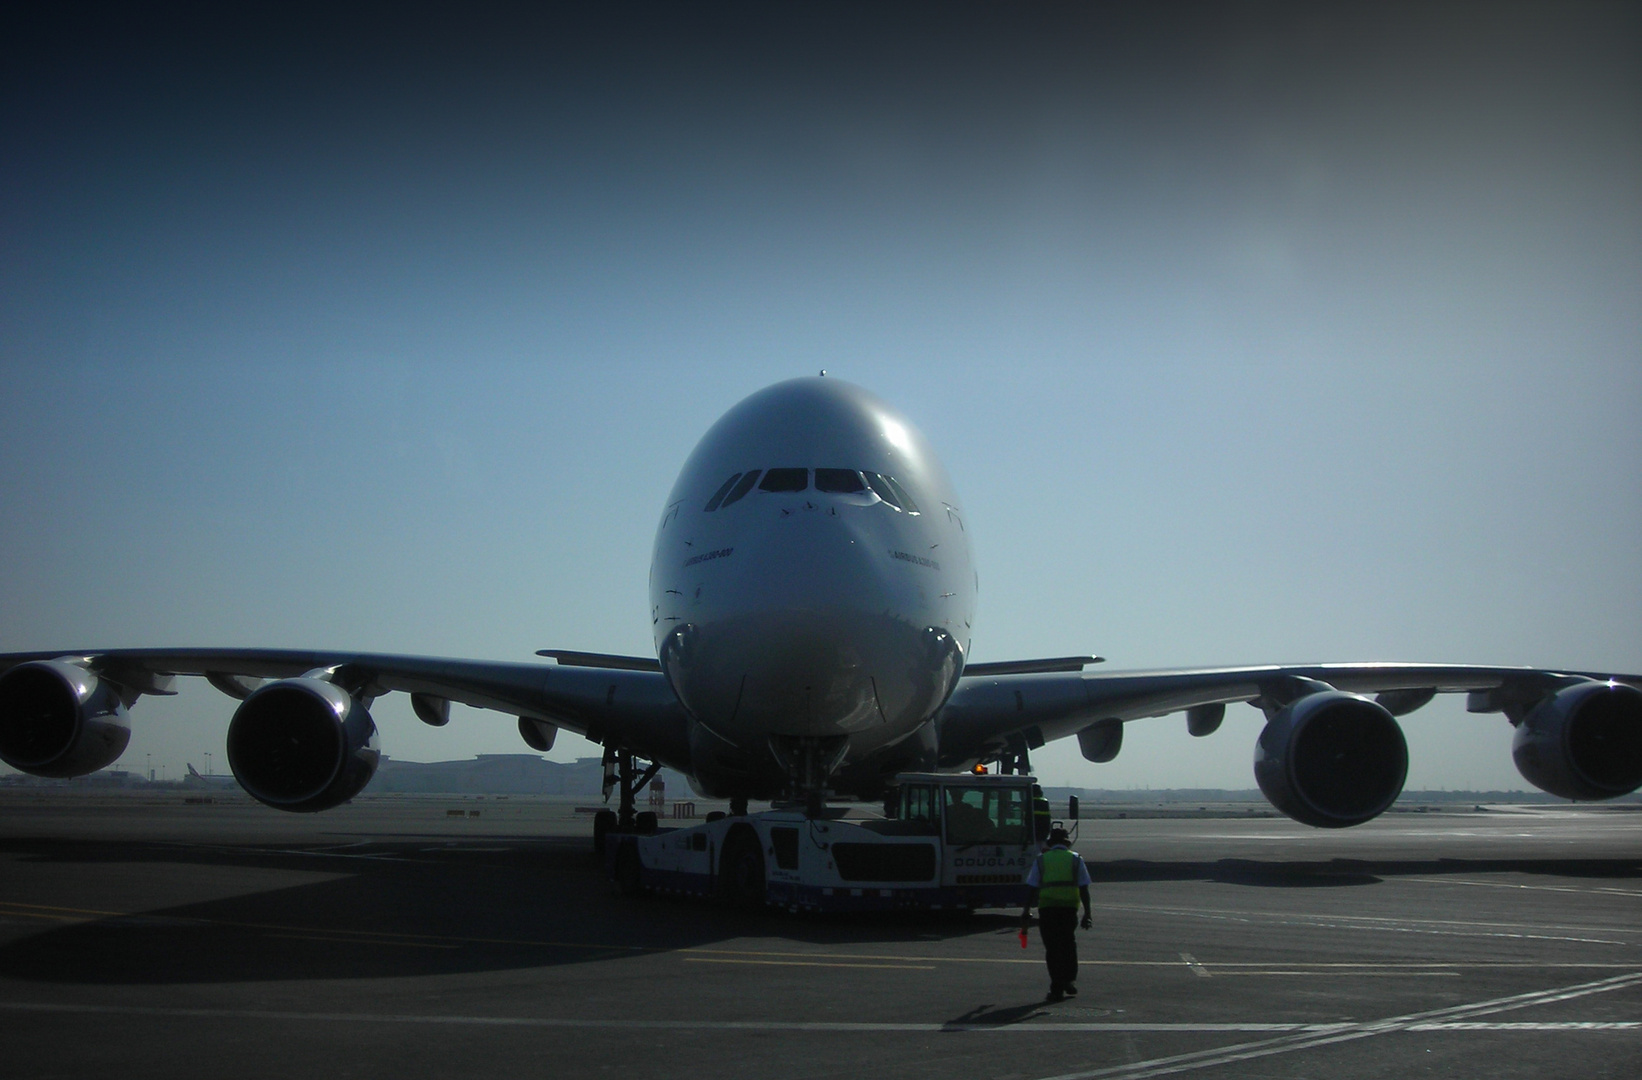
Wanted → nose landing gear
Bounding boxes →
[767,734,850,817]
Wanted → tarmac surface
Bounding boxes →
[1,793,1638,1079]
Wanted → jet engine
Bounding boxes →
[226,677,380,812]
[1254,690,1407,828]
[0,660,132,777]
[1512,680,1642,800]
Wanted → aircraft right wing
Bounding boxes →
[937,661,1642,825]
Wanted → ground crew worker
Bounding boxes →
[1021,826,1092,1002]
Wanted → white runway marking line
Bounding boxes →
[0,1003,1361,1032]
[1030,970,1642,1080]
[1403,876,1642,899]
[684,957,937,971]
[1411,1022,1641,1030]
[1208,970,1460,977]
[3,972,1638,1040]
[1100,901,1638,946]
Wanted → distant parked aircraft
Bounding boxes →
[183,764,236,790]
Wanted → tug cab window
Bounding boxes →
[718,470,761,508]
[814,468,867,494]
[901,784,937,827]
[943,785,1029,846]
[758,468,809,493]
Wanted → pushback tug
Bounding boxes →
[602,771,1054,913]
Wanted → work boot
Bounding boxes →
[1045,986,1065,1003]
[1065,983,1078,997]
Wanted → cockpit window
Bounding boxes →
[867,471,923,512]
[814,468,866,494]
[758,468,809,493]
[881,473,920,513]
[863,472,900,508]
[708,467,917,510]
[703,473,742,512]
[719,470,761,508]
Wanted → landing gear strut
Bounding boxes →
[602,743,662,828]
[998,732,1034,776]
[767,734,849,818]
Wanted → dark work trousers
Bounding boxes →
[1038,907,1079,991]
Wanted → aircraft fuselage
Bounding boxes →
[649,378,975,799]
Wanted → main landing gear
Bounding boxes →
[998,732,1034,776]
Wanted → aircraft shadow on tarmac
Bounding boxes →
[1,838,1637,986]
[0,837,1015,986]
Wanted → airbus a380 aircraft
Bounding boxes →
[2,377,1640,830]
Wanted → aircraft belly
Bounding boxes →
[671,611,911,734]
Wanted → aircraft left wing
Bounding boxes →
[0,648,690,808]
[938,661,1642,826]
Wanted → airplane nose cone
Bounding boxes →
[660,516,962,741]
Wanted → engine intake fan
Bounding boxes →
[0,660,131,778]
[227,676,380,812]
[1254,687,1407,828]
[1512,680,1642,800]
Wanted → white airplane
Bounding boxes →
[2,377,1639,830]
[183,762,236,790]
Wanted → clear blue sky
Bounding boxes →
[3,3,1638,790]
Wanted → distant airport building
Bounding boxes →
[1,755,692,797]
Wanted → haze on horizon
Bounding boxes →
[2,2,1637,794]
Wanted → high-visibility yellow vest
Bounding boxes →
[1037,847,1081,908]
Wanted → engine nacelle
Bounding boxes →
[1512,680,1642,800]
[226,677,379,812]
[1254,690,1408,828]
[0,660,131,778]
